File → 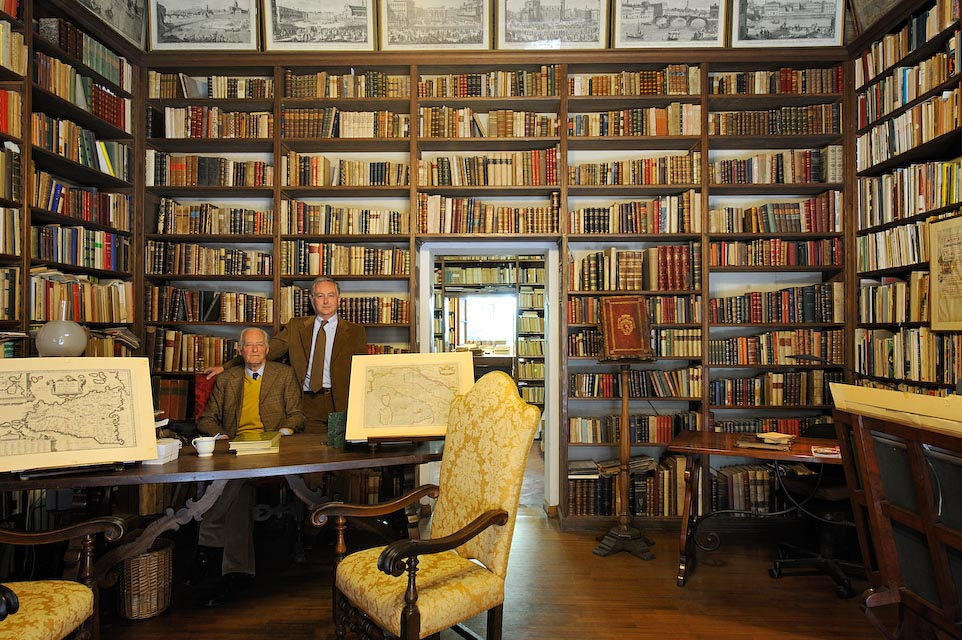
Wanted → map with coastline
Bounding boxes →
[0,368,139,457]
[362,364,465,428]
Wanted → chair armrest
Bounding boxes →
[378,509,508,577]
[0,583,19,622]
[310,484,440,527]
[0,517,125,546]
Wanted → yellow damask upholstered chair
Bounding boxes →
[0,516,125,640]
[312,370,541,640]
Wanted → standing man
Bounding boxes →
[206,277,367,433]
[193,327,305,606]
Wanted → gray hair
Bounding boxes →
[311,276,340,295]
[238,326,270,345]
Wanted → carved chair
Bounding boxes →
[0,516,125,640]
[312,370,541,640]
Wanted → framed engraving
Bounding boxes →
[380,0,490,51]
[731,0,844,47]
[149,0,259,50]
[0,357,158,473]
[346,352,475,441]
[498,0,607,50]
[76,0,148,49]
[265,0,376,50]
[930,215,962,331]
[613,0,724,48]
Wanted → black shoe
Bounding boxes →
[200,572,253,608]
[182,545,221,587]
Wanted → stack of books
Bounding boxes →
[228,431,282,456]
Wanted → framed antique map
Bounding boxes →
[346,352,475,442]
[0,357,157,473]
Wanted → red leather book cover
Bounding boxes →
[601,296,654,360]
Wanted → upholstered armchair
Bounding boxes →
[311,370,541,640]
[0,516,125,640]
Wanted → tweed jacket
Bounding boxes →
[198,360,305,438]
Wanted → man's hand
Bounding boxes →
[203,365,225,380]
[278,428,294,436]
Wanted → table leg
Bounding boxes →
[677,453,702,586]
[92,478,229,587]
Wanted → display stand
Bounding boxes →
[593,361,655,560]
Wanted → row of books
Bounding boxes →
[329,159,409,187]
[568,64,699,97]
[145,286,273,323]
[518,312,544,333]
[570,243,701,292]
[705,415,833,437]
[279,241,410,277]
[0,89,19,138]
[30,113,130,180]
[520,386,545,404]
[567,294,702,325]
[708,65,843,95]
[156,198,274,235]
[856,87,961,171]
[856,159,961,232]
[418,66,561,98]
[34,171,132,231]
[148,71,275,100]
[418,193,560,235]
[855,326,962,385]
[0,266,17,320]
[706,328,845,366]
[0,147,19,202]
[279,107,410,139]
[568,151,700,186]
[707,237,843,268]
[0,21,26,76]
[707,369,844,407]
[708,190,842,234]
[517,359,545,379]
[146,151,274,188]
[31,224,130,272]
[856,220,928,273]
[516,337,545,356]
[567,103,701,137]
[859,272,930,325]
[567,327,704,358]
[707,103,841,137]
[568,190,701,234]
[568,411,702,445]
[567,454,686,518]
[707,145,843,185]
[34,52,131,133]
[145,241,273,276]
[160,106,273,140]
[857,47,958,129]
[86,328,138,357]
[145,327,239,373]
[480,109,558,138]
[854,0,959,87]
[152,376,190,421]
[0,206,17,255]
[29,268,132,323]
[280,200,408,236]
[443,264,518,285]
[36,17,132,91]
[336,295,410,325]
[418,148,559,187]
[286,69,408,99]
[568,366,703,399]
[708,282,845,325]
[519,267,545,283]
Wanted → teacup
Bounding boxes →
[191,436,217,458]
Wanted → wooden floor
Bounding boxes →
[101,447,886,640]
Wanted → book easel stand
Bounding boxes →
[592,360,655,560]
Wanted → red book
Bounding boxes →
[600,296,653,361]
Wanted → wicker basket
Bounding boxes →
[117,538,173,620]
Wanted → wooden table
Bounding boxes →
[0,434,443,586]
[667,430,841,587]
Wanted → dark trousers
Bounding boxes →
[198,479,255,575]
[301,389,335,434]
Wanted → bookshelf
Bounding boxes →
[0,1,23,358]
[852,0,962,397]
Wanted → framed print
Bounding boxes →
[346,352,475,442]
[76,0,148,49]
[150,0,259,50]
[849,0,900,34]
[265,0,376,50]
[613,0,724,48]
[930,215,962,331]
[0,357,158,473]
[731,0,844,47]
[380,0,490,51]
[498,0,607,50]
